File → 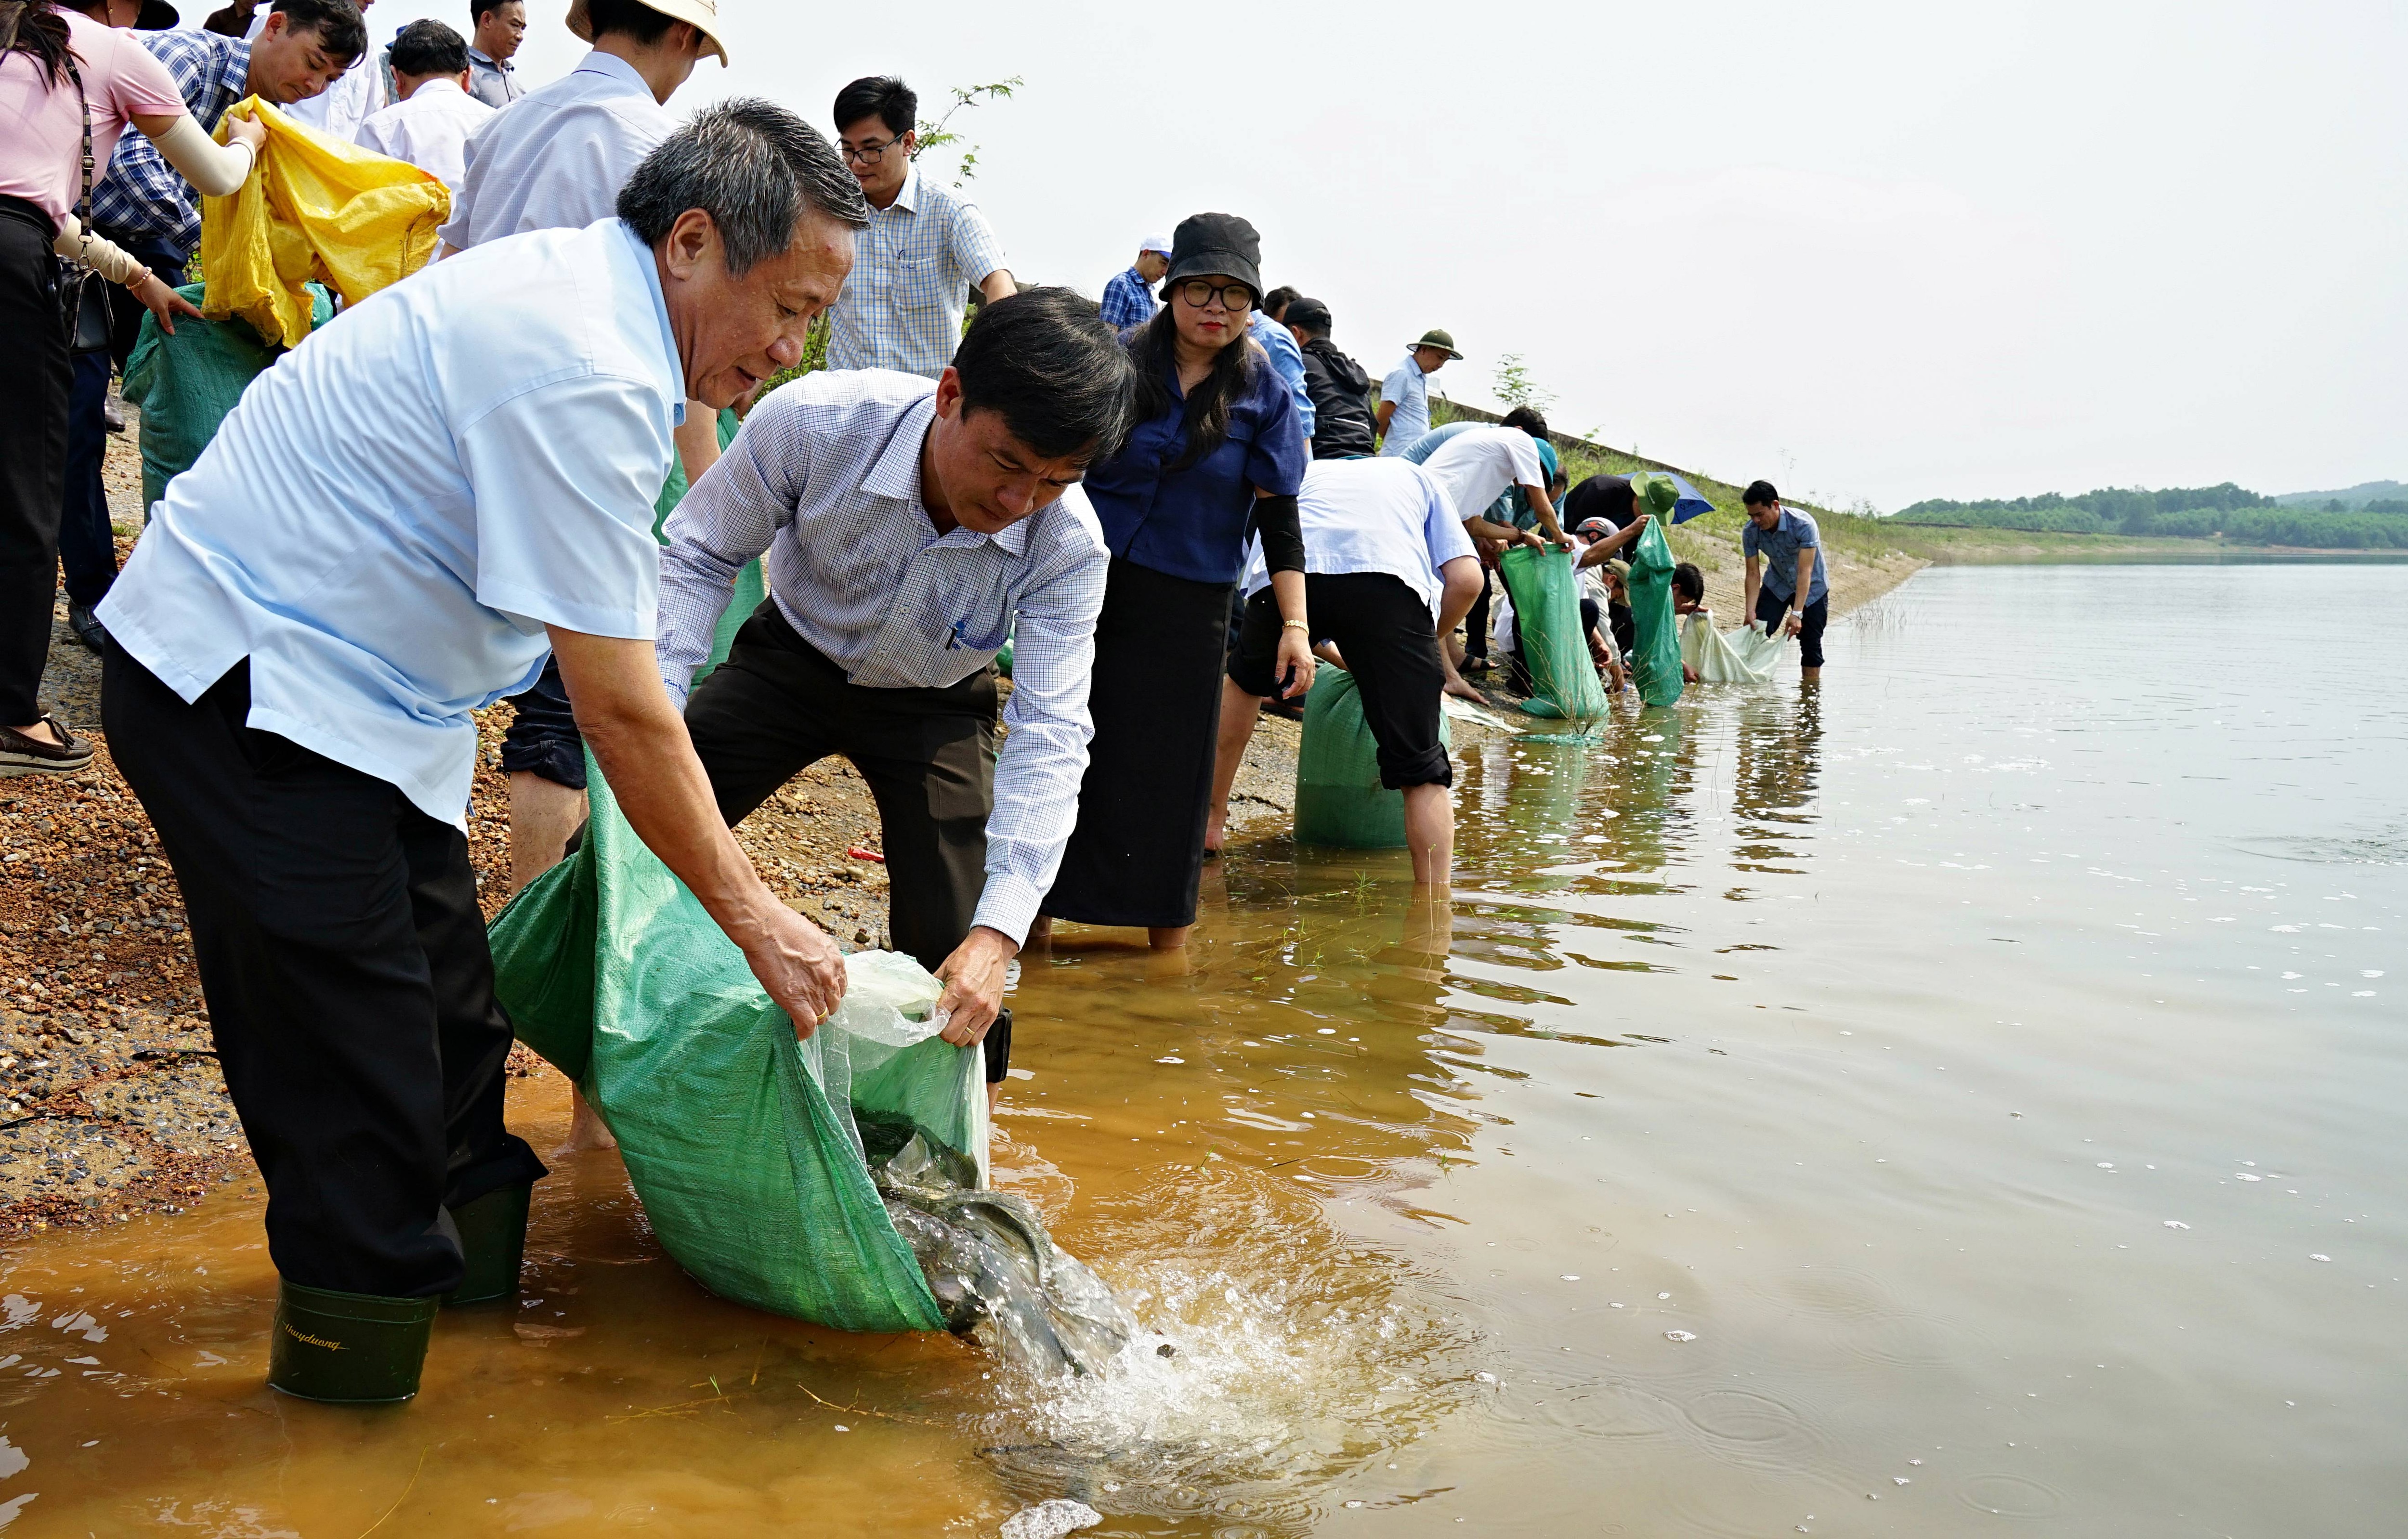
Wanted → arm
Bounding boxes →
[1575,513,1651,569]
[52,214,201,333]
[1787,547,1815,636]
[1434,554,1483,639]
[135,110,261,196]
[1523,483,1570,548]
[1253,490,1315,698]
[1742,551,1762,624]
[1375,399,1396,439]
[548,629,846,1032]
[978,269,1017,304]
[657,399,794,704]
[1466,513,1545,551]
[673,406,723,488]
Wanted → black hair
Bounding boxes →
[0,1,74,88]
[1672,562,1705,603]
[1127,302,1255,471]
[271,0,368,60]
[390,17,468,77]
[1260,284,1300,318]
[584,0,673,44]
[833,74,915,137]
[470,0,517,20]
[1501,405,1549,439]
[953,287,1137,463]
[618,98,871,274]
[1743,479,1780,508]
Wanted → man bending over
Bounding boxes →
[1206,457,1483,888]
[656,290,1137,1111]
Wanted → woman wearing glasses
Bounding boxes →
[1035,212,1311,951]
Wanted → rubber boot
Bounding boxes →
[443,1181,533,1306]
[267,1281,439,1403]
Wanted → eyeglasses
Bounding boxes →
[839,134,908,166]
[1174,280,1255,312]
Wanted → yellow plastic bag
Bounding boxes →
[199,97,449,347]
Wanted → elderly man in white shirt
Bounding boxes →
[657,289,1136,1111]
[352,19,493,193]
[1207,457,1484,888]
[825,74,1016,377]
[96,103,871,1407]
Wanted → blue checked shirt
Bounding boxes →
[825,165,1009,378]
[1098,265,1156,330]
[656,370,1107,943]
[91,27,249,259]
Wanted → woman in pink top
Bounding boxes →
[0,0,263,775]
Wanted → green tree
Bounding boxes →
[914,78,1022,186]
[1492,352,1556,414]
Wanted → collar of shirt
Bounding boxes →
[885,161,923,216]
[857,393,1034,559]
[620,219,687,426]
[408,77,469,103]
[571,47,653,99]
[468,46,511,72]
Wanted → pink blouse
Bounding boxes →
[0,8,186,230]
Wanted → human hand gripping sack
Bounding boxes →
[734,903,849,1039]
[933,926,1020,1045]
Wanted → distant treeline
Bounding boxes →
[1892,483,2408,548]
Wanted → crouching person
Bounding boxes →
[1206,457,1482,887]
[96,102,869,1404]
[656,289,1136,1113]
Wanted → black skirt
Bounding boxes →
[1043,556,1235,929]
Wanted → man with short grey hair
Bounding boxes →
[98,101,871,1407]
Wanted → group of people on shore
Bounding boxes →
[0,0,1833,1404]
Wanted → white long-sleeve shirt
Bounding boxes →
[353,78,493,195]
[655,370,1108,943]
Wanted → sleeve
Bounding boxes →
[979,527,1108,942]
[1258,324,1314,437]
[1505,432,1543,487]
[105,26,191,117]
[1740,521,1761,559]
[1243,364,1308,497]
[454,372,673,643]
[1249,493,1304,575]
[1792,514,1821,548]
[654,391,811,704]
[950,199,1008,286]
[1424,474,1478,570]
[1379,361,1412,404]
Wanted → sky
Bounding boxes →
[367,0,2405,511]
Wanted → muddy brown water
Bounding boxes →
[4,563,2405,1536]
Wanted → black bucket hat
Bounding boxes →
[1165,212,1264,302]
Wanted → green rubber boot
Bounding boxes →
[267,1281,439,1403]
[443,1182,533,1306]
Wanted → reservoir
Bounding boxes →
[4,562,2402,1535]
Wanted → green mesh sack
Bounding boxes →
[1294,664,1452,848]
[1498,545,1609,723]
[121,283,331,510]
[485,577,984,1333]
[1623,475,1685,707]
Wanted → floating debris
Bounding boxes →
[999,1498,1103,1539]
[1664,1330,1697,1343]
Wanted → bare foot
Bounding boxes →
[1442,673,1487,704]
[1203,811,1226,853]
[1147,924,1192,952]
[553,1085,618,1156]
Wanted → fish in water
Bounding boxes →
[874,1131,1139,1379]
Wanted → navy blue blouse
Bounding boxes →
[1082,344,1309,585]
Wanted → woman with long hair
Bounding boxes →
[0,0,260,775]
[1037,212,1312,950]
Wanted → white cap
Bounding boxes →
[1139,232,1173,256]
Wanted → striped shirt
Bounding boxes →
[90,26,249,258]
[825,165,1008,378]
[656,370,1106,942]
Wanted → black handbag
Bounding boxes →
[58,55,115,355]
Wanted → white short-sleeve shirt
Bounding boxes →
[353,78,495,195]
[1420,425,1544,527]
[1243,458,1477,620]
[100,219,684,828]
[437,50,672,250]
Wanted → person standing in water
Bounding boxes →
[1035,212,1311,952]
[1740,479,1829,682]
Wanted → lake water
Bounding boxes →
[4,562,2403,1536]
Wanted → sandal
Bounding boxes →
[0,714,95,778]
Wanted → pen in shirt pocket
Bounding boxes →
[946,618,967,650]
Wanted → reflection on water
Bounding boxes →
[4,563,2406,1535]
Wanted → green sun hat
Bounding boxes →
[1408,328,1464,359]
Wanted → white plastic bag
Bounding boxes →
[1680,610,1785,684]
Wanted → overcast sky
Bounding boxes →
[370,0,2403,510]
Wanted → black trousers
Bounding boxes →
[684,601,998,978]
[1229,574,1453,789]
[104,648,545,1297]
[1754,585,1830,669]
[0,197,70,726]
[1464,565,1494,662]
[60,351,118,611]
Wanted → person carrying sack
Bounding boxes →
[0,0,260,778]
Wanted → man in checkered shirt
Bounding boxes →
[90,0,364,267]
[825,75,1015,378]
[656,290,1135,1107]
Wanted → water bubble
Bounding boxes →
[1560,1275,1580,1282]
[1658,1291,1671,1300]
[2310,1254,2332,1263]
[1893,1477,1911,1486]
[2236,1174,2262,1182]
[1909,1459,1922,1466]
[2163,1220,2190,1230]
[1316,1028,1337,1036]
[1474,1371,1497,1383]
[1664,1330,1697,1343]
[1155,1056,1185,1065]
[2096,1162,2113,1169]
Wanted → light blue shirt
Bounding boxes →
[437,50,673,250]
[1741,506,1831,607]
[1377,352,1434,455]
[100,220,683,828]
[1249,311,1314,438]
